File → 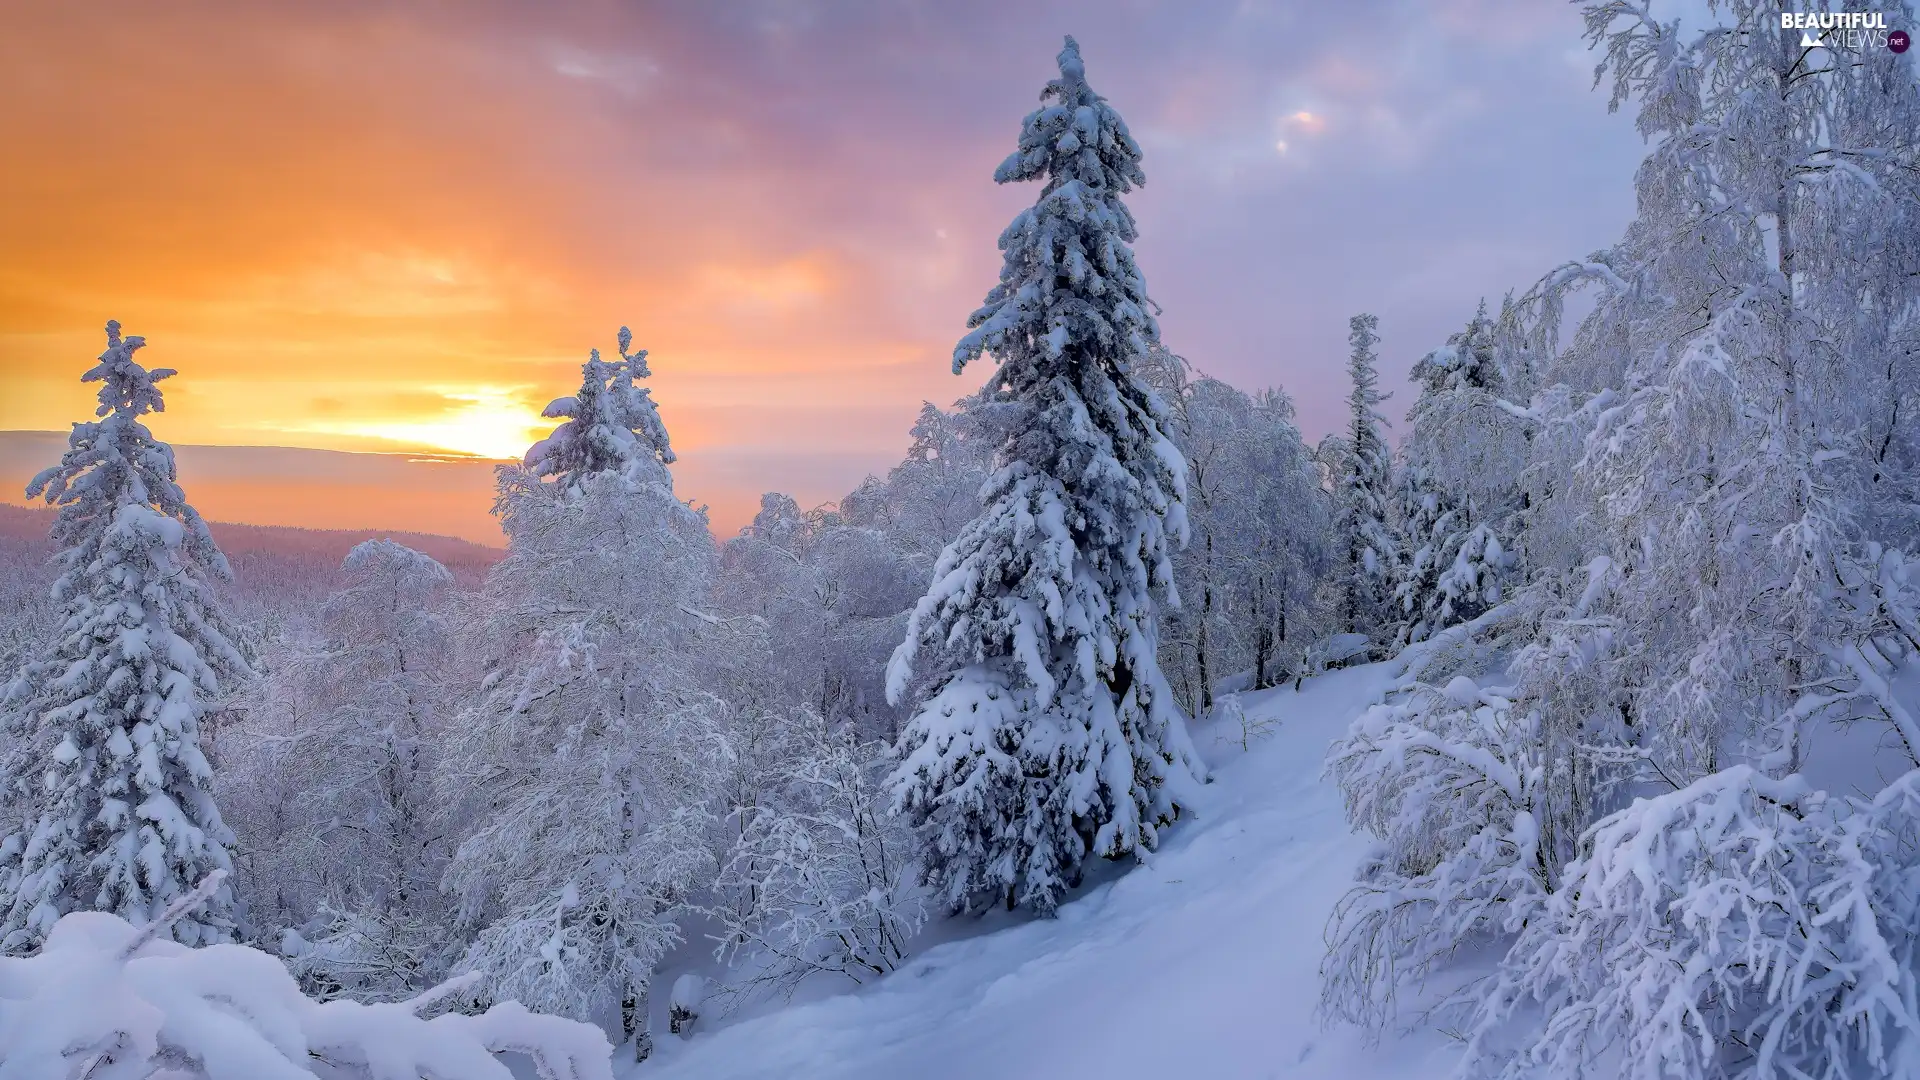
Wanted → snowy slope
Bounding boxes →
[637,664,1451,1080]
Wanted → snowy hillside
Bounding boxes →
[637,664,1446,1080]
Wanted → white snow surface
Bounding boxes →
[637,663,1447,1080]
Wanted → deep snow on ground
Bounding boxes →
[636,663,1453,1080]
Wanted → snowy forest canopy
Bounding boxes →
[2,4,1919,1078]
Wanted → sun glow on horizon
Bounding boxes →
[288,385,551,461]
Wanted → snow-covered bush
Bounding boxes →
[1465,767,1920,1080]
[667,973,704,1036]
[710,710,923,996]
[0,873,613,1080]
[1320,670,1547,1030]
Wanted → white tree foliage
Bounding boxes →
[227,539,459,1001]
[445,330,720,1059]
[885,37,1205,915]
[0,322,251,953]
[1325,5,1920,1078]
[709,710,924,997]
[522,326,676,495]
[1157,365,1334,711]
[1393,301,1524,645]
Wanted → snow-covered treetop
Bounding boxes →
[955,35,1158,380]
[523,326,676,494]
[335,538,454,608]
[26,320,229,583]
[1410,300,1504,398]
[991,36,1146,196]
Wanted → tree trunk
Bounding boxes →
[624,980,653,1062]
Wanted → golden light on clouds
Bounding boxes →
[0,4,981,537]
[1285,110,1327,134]
[289,385,551,462]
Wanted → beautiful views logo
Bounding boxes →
[1781,11,1908,51]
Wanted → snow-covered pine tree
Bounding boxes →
[1335,313,1397,650]
[885,36,1205,915]
[1393,302,1521,645]
[0,322,251,953]
[445,327,719,1062]
[522,325,675,495]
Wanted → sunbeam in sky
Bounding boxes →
[287,385,549,462]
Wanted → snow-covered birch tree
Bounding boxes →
[1158,370,1333,712]
[227,539,459,1001]
[444,328,721,1061]
[0,322,251,953]
[885,36,1205,915]
[1325,7,1920,1079]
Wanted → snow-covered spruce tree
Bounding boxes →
[0,322,251,953]
[1325,5,1920,1077]
[226,539,458,1001]
[444,328,721,1061]
[1335,313,1398,651]
[885,36,1205,915]
[1392,301,1524,646]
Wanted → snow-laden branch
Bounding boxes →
[0,878,614,1080]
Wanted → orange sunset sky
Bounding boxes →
[0,2,1644,543]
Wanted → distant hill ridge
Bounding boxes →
[0,503,503,576]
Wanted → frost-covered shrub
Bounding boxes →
[1461,768,1920,1080]
[710,711,923,996]
[1321,670,1547,1029]
[0,874,613,1080]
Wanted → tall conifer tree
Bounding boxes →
[886,37,1203,915]
[0,322,249,952]
[1335,313,1396,647]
